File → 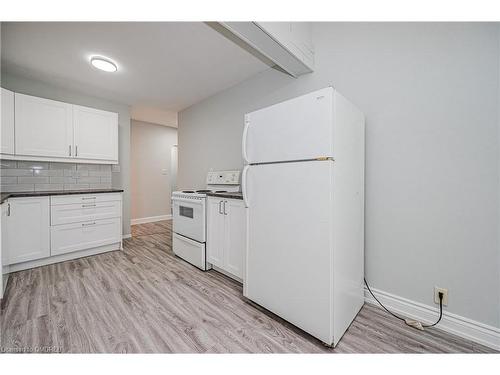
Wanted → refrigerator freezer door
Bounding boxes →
[244,160,334,345]
[243,87,334,164]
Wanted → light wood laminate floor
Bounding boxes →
[0,220,496,353]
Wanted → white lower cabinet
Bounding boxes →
[2,193,122,272]
[4,197,50,265]
[207,198,225,267]
[51,217,121,256]
[51,200,122,226]
[1,203,10,299]
[50,193,122,256]
[207,197,247,280]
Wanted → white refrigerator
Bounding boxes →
[242,87,365,347]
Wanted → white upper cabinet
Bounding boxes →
[15,93,73,158]
[73,105,118,161]
[1,88,15,155]
[11,92,118,163]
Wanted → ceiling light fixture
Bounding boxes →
[90,56,118,72]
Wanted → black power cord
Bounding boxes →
[364,278,444,330]
[423,291,443,328]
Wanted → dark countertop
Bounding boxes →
[0,189,124,204]
[206,191,243,200]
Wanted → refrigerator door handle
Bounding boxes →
[242,118,250,163]
[242,165,250,208]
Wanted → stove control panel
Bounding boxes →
[207,170,240,185]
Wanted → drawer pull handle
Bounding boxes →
[82,204,97,208]
[82,197,96,200]
[82,222,96,227]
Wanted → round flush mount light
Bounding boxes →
[90,56,118,72]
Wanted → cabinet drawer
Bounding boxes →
[51,193,122,206]
[173,233,206,271]
[51,200,121,225]
[50,217,121,256]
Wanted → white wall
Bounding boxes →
[1,73,132,236]
[131,106,178,128]
[131,120,177,221]
[178,23,500,328]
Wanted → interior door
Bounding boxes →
[73,105,118,161]
[206,198,224,267]
[244,87,334,164]
[15,93,73,158]
[223,199,246,279]
[1,88,15,155]
[244,160,334,344]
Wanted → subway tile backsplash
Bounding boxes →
[0,160,113,192]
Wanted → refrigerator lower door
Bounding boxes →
[243,87,334,164]
[244,160,334,345]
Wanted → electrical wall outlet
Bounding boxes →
[434,287,448,306]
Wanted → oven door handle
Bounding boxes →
[172,197,205,205]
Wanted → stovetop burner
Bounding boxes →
[179,189,230,194]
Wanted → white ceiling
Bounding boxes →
[1,22,270,112]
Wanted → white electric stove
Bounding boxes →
[171,170,240,270]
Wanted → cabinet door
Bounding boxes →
[5,197,50,265]
[1,202,8,269]
[51,217,121,256]
[1,88,15,155]
[223,199,247,279]
[0,203,6,298]
[206,197,225,267]
[15,93,73,158]
[73,105,118,161]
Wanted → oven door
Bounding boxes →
[172,197,206,242]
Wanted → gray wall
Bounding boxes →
[131,120,177,221]
[1,73,132,236]
[178,23,500,328]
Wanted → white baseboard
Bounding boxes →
[364,287,500,351]
[131,214,172,225]
[122,234,132,239]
